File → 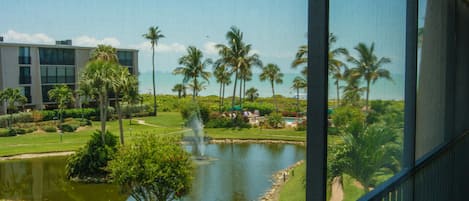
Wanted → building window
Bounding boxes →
[40,66,75,84]
[21,86,31,103]
[117,51,133,66]
[18,47,31,64]
[19,66,31,84]
[39,48,75,65]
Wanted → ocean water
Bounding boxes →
[139,71,404,100]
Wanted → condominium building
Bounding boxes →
[0,40,138,114]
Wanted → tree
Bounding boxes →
[77,79,95,121]
[260,63,283,113]
[91,44,118,62]
[109,135,193,201]
[291,76,306,113]
[245,87,259,102]
[213,62,231,111]
[0,88,27,128]
[328,34,348,107]
[173,46,211,100]
[187,80,207,97]
[48,85,74,129]
[143,26,165,116]
[292,45,308,77]
[111,66,138,145]
[80,46,119,143]
[171,84,186,99]
[216,26,262,109]
[346,42,392,110]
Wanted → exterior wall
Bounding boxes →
[0,46,18,113]
[30,47,42,109]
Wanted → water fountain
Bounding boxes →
[187,111,207,160]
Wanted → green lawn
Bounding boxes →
[0,112,307,157]
[278,163,306,201]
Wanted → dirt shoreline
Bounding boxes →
[260,160,305,201]
[0,151,75,161]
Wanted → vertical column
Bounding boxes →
[306,0,329,200]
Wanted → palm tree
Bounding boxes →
[0,88,27,128]
[91,45,118,62]
[77,79,95,121]
[122,76,140,126]
[188,80,207,97]
[245,87,259,102]
[260,63,284,113]
[172,84,186,99]
[291,76,307,113]
[347,42,392,110]
[81,59,117,143]
[48,85,74,130]
[292,45,308,77]
[143,26,164,116]
[328,34,348,107]
[341,71,366,107]
[216,26,262,109]
[173,46,211,100]
[111,66,137,145]
[213,62,232,111]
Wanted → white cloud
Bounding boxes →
[73,35,121,47]
[2,30,55,44]
[130,41,186,53]
[202,41,218,55]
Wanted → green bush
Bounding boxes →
[39,110,58,121]
[205,117,251,129]
[0,128,14,137]
[66,131,118,179]
[64,108,97,119]
[121,104,150,117]
[61,124,78,132]
[265,113,284,128]
[43,126,57,133]
[180,102,210,124]
[0,112,34,128]
[79,119,92,126]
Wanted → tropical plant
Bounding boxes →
[143,26,165,116]
[0,88,27,128]
[260,63,284,113]
[172,84,186,99]
[173,46,212,100]
[91,44,118,62]
[213,62,231,111]
[291,76,306,113]
[216,26,262,108]
[292,45,308,77]
[77,79,95,121]
[245,87,259,102]
[81,58,118,143]
[328,34,348,107]
[187,80,207,97]
[108,135,193,201]
[48,85,74,130]
[346,42,392,110]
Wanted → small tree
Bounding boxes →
[0,88,27,128]
[48,85,74,127]
[109,135,193,201]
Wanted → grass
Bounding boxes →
[0,112,308,157]
[278,163,306,201]
[342,174,365,201]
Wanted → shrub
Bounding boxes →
[0,128,14,137]
[39,110,58,121]
[121,104,150,118]
[61,124,78,132]
[79,119,92,126]
[205,117,251,129]
[66,131,118,179]
[265,113,284,129]
[43,126,57,133]
[63,108,97,119]
[180,102,210,124]
[0,112,34,128]
[243,102,275,116]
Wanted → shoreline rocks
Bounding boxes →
[260,160,305,201]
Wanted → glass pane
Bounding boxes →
[328,0,406,199]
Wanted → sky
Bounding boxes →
[0,0,424,97]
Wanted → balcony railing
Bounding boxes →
[358,131,469,201]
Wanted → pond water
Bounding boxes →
[0,143,305,201]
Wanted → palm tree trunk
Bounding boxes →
[99,94,106,144]
[193,78,197,100]
[231,72,238,109]
[222,83,225,111]
[336,81,340,107]
[116,92,124,145]
[152,45,157,116]
[242,78,246,107]
[366,80,370,111]
[219,82,222,112]
[239,77,243,107]
[271,81,278,113]
[297,88,300,113]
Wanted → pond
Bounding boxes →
[0,143,305,201]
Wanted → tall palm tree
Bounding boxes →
[291,76,307,113]
[173,46,211,100]
[216,26,262,109]
[188,80,207,97]
[143,26,164,116]
[111,66,137,145]
[292,45,308,77]
[347,42,392,110]
[213,62,231,111]
[328,34,348,107]
[245,87,259,102]
[260,63,284,113]
[0,88,27,128]
[48,85,74,130]
[172,84,186,99]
